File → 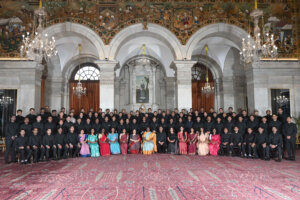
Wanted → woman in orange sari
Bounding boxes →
[142,127,157,155]
[119,129,129,155]
[98,128,110,156]
[178,126,188,155]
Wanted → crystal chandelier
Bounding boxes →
[201,45,214,96]
[0,96,14,107]
[20,0,57,63]
[135,44,150,66]
[72,44,86,98]
[240,0,278,63]
[274,95,289,107]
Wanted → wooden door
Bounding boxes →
[70,81,100,114]
[192,81,214,112]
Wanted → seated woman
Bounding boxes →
[178,126,188,155]
[197,128,209,156]
[129,129,141,154]
[107,128,120,155]
[168,127,178,154]
[98,128,110,156]
[142,127,157,155]
[88,128,100,157]
[119,129,129,155]
[188,127,197,155]
[209,128,221,156]
[79,129,90,157]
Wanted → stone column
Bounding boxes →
[95,60,118,110]
[152,65,158,110]
[165,77,176,110]
[173,60,197,110]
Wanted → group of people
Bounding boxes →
[4,106,298,164]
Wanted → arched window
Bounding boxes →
[73,64,100,81]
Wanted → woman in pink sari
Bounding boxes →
[209,128,221,156]
[119,129,129,155]
[178,126,188,155]
[188,128,197,155]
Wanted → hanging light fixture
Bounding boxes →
[240,0,278,63]
[20,0,57,63]
[201,45,214,96]
[0,96,14,107]
[72,44,86,98]
[274,95,289,107]
[135,44,151,66]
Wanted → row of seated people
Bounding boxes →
[4,107,297,164]
[11,120,294,164]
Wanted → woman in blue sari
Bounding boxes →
[107,128,120,155]
[88,128,100,157]
[142,127,157,155]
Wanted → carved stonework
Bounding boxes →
[0,0,298,58]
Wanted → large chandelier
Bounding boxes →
[135,44,151,66]
[201,45,214,96]
[20,0,57,63]
[0,96,14,107]
[72,44,86,98]
[240,0,278,63]
[274,95,289,107]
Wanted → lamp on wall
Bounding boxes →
[20,0,57,63]
[201,45,214,97]
[72,44,86,98]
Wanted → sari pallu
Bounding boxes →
[209,134,221,156]
[129,134,141,154]
[188,133,197,155]
[120,133,128,155]
[142,131,157,155]
[98,134,110,156]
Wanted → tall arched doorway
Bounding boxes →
[192,62,214,111]
[69,63,100,114]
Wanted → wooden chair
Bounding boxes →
[0,137,5,152]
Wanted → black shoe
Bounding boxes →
[276,159,282,162]
[265,158,270,161]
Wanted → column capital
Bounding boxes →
[172,60,197,70]
[94,60,119,71]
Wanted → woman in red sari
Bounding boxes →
[178,126,188,155]
[98,128,110,156]
[119,129,129,155]
[129,129,141,154]
[188,128,197,155]
[209,128,221,156]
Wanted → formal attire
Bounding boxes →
[168,133,178,154]
[142,131,157,155]
[209,134,221,156]
[129,134,140,154]
[108,133,120,154]
[98,134,111,156]
[88,134,100,157]
[120,133,128,155]
[197,133,209,156]
[178,131,188,155]
[79,134,90,157]
[188,133,197,155]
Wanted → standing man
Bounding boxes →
[4,115,19,164]
[282,116,298,161]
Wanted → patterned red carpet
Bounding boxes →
[0,153,300,200]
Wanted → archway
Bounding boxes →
[69,63,100,114]
[191,62,214,112]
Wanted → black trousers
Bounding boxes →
[269,146,282,160]
[242,143,255,156]
[17,148,32,162]
[69,144,80,157]
[57,146,68,159]
[157,142,167,153]
[31,148,39,162]
[220,143,230,155]
[40,146,57,160]
[230,144,241,156]
[286,139,296,160]
[254,144,268,159]
[5,139,16,163]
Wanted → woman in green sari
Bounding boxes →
[88,128,100,157]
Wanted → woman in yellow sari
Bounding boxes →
[142,127,157,155]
